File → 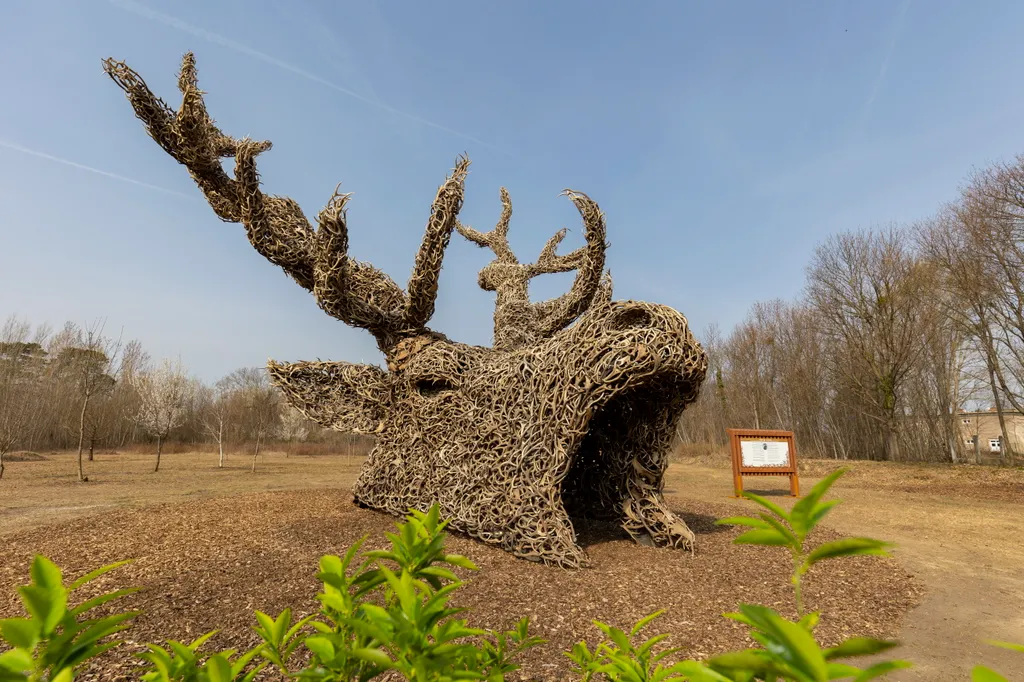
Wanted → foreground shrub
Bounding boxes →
[0,471,1017,680]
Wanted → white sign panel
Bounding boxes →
[740,440,790,468]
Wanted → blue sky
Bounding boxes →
[4,0,1024,381]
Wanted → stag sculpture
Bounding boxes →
[103,53,708,568]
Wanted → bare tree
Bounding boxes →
[52,320,122,482]
[197,377,233,468]
[0,316,49,479]
[221,367,280,472]
[133,357,193,472]
[807,228,937,461]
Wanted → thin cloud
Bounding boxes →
[0,138,194,198]
[108,0,510,155]
[858,0,913,132]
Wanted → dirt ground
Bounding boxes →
[0,450,1021,681]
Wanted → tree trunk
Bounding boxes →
[155,435,163,473]
[882,418,900,462]
[77,395,90,482]
[217,421,224,468]
[251,433,261,473]
[0,451,5,480]
[88,435,95,462]
[989,374,1011,467]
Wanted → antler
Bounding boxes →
[457,188,609,350]
[104,52,466,352]
[456,187,516,266]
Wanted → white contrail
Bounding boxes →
[860,0,912,129]
[0,138,195,199]
[108,0,511,155]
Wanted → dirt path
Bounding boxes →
[665,463,1024,681]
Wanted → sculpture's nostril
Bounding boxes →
[608,307,653,331]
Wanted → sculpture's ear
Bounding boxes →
[267,359,392,434]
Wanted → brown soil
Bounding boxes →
[0,451,1020,680]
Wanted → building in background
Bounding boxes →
[957,408,1024,460]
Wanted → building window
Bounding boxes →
[965,436,976,445]
[989,438,1001,452]
[961,418,971,425]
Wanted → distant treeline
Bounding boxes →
[677,154,1024,466]
[0,318,372,478]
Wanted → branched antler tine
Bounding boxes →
[405,156,471,328]
[313,186,407,337]
[455,186,517,263]
[102,53,255,223]
[532,227,588,274]
[103,57,188,164]
[534,190,608,335]
[234,140,317,290]
[176,52,236,158]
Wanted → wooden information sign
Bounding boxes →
[727,428,799,498]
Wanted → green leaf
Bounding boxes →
[304,635,336,661]
[203,653,233,682]
[0,618,40,650]
[790,469,846,537]
[985,640,1024,653]
[51,667,73,682]
[825,662,862,677]
[706,648,773,672]
[630,610,665,636]
[69,588,141,617]
[798,612,820,632]
[669,661,735,681]
[319,555,343,575]
[852,660,912,681]
[742,492,791,522]
[735,605,827,680]
[806,538,892,567]
[418,566,460,583]
[18,584,66,634]
[69,559,133,591]
[808,500,840,528]
[972,665,1010,682]
[758,513,801,550]
[443,554,478,570]
[824,637,897,660]
[30,555,64,590]
[253,611,277,642]
[188,630,220,652]
[734,529,792,546]
[715,516,772,529]
[0,648,33,673]
[351,647,394,668]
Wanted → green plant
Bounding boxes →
[295,505,545,681]
[716,469,891,616]
[0,506,544,682]
[564,469,911,681]
[0,556,139,681]
[136,630,265,682]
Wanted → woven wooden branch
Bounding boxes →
[105,53,709,568]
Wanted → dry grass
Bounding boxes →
[2,451,1022,680]
[0,448,367,534]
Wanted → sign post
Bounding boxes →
[727,428,799,498]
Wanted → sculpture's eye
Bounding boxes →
[414,376,457,397]
[608,306,653,331]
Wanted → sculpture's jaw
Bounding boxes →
[560,368,699,548]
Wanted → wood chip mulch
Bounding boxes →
[0,490,923,681]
